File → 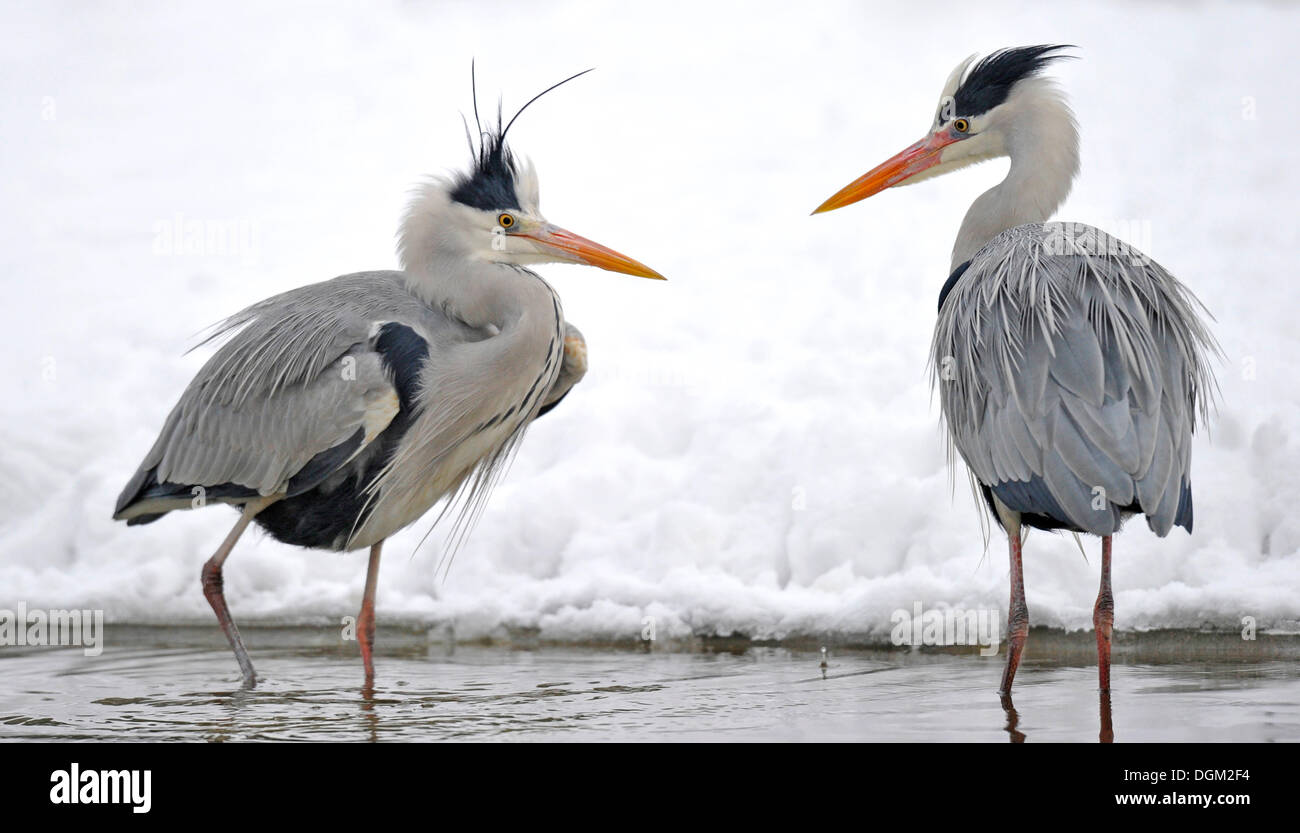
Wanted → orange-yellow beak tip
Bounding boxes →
[811,132,956,219]
[596,258,666,281]
[529,225,666,282]
[811,182,874,216]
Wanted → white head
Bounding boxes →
[813,45,1079,219]
[398,74,663,281]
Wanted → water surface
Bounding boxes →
[3,628,1296,742]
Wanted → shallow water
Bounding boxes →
[3,628,1297,742]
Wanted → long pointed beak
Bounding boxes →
[525,225,666,280]
[812,131,958,215]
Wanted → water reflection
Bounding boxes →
[359,681,378,742]
[1000,693,1025,743]
[1000,687,1115,743]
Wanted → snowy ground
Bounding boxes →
[2,0,1298,643]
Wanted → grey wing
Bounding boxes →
[113,276,424,524]
[934,223,1216,537]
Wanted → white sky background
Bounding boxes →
[1,0,1297,639]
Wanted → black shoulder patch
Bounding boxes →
[374,322,429,412]
[953,45,1073,117]
[253,327,429,551]
[938,260,971,313]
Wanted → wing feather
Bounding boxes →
[932,222,1218,536]
[114,272,443,521]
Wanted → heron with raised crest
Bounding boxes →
[113,69,663,688]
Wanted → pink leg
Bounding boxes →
[201,499,273,687]
[999,531,1029,695]
[1094,535,1114,693]
[357,540,384,684]
[1099,690,1114,744]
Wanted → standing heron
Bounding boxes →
[113,71,663,688]
[813,46,1217,696]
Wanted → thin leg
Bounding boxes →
[999,530,1029,695]
[1098,689,1114,744]
[1094,535,1114,693]
[357,540,384,684]
[201,498,274,688]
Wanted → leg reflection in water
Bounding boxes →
[999,689,1116,743]
[1000,693,1025,743]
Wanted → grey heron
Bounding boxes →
[813,46,1217,696]
[113,70,663,688]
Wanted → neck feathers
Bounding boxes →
[398,179,465,278]
[951,78,1080,269]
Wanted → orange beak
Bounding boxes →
[525,225,666,280]
[812,130,960,215]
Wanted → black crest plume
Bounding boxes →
[449,64,595,211]
[952,45,1075,117]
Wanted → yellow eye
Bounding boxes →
[498,213,515,229]
[953,118,970,133]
